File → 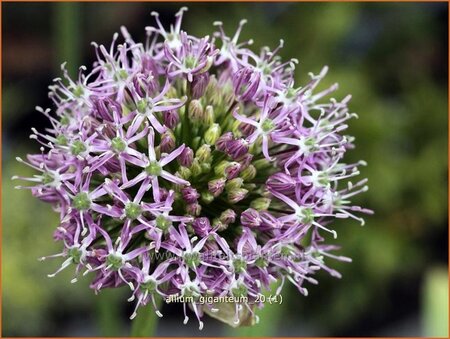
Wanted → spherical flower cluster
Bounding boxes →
[15,8,372,329]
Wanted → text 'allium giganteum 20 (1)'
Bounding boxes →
[14,8,373,329]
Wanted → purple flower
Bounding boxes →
[16,8,371,330]
[130,80,186,134]
[164,33,218,82]
[233,95,290,161]
[121,128,189,202]
[130,256,175,319]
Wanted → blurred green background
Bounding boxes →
[2,2,448,337]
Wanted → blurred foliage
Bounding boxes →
[423,267,449,337]
[2,160,94,335]
[2,2,448,337]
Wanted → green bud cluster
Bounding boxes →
[150,76,277,232]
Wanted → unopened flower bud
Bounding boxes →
[204,123,221,145]
[240,164,256,181]
[222,83,236,108]
[186,202,202,216]
[163,110,179,129]
[253,158,272,170]
[179,147,194,167]
[225,162,242,179]
[190,159,202,177]
[220,209,236,224]
[208,178,226,197]
[250,197,271,211]
[201,191,215,204]
[191,72,210,99]
[228,188,248,204]
[238,120,256,137]
[241,208,261,228]
[239,154,254,169]
[160,131,175,153]
[199,163,209,174]
[225,178,243,191]
[215,132,233,152]
[165,84,178,98]
[226,138,249,159]
[177,166,191,180]
[203,105,214,125]
[159,188,170,201]
[188,99,203,123]
[196,144,211,162]
[212,218,228,232]
[214,160,229,176]
[181,187,200,203]
[192,217,211,237]
[204,75,218,98]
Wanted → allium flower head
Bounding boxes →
[15,7,373,329]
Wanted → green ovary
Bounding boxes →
[106,253,124,270]
[72,192,91,211]
[184,252,201,269]
[145,161,162,176]
[71,140,87,156]
[111,137,127,153]
[156,215,172,231]
[125,202,142,220]
[232,284,248,298]
[261,118,275,133]
[141,279,157,293]
[233,257,247,273]
[68,247,83,264]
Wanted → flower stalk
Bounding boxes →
[131,297,162,337]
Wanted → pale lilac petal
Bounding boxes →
[160,170,189,186]
[160,144,185,167]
